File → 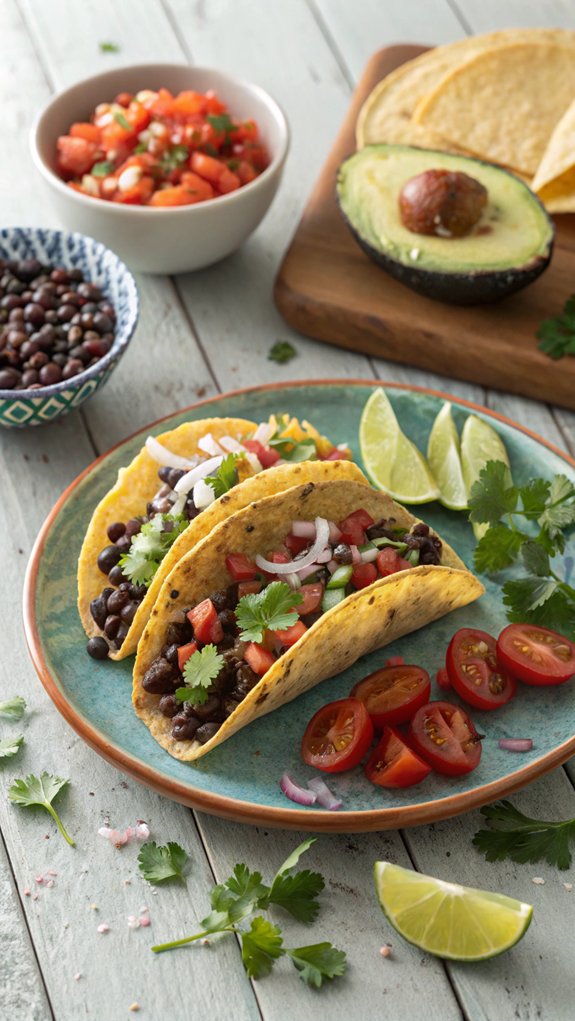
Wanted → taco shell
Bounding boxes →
[532,98,575,212]
[133,478,484,762]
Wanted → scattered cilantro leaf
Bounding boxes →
[138,841,188,884]
[241,917,284,979]
[517,477,550,518]
[0,696,26,720]
[268,340,297,364]
[236,581,303,642]
[468,461,517,525]
[473,800,575,870]
[8,773,74,846]
[113,110,131,131]
[502,582,575,633]
[120,513,188,587]
[99,40,120,52]
[0,735,24,759]
[521,541,550,577]
[474,524,524,574]
[537,294,575,360]
[538,475,575,537]
[204,453,239,499]
[206,112,234,136]
[91,161,114,177]
[160,145,190,173]
[176,644,224,706]
[266,870,325,923]
[272,837,316,878]
[288,943,347,988]
[503,576,559,616]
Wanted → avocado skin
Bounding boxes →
[340,212,554,305]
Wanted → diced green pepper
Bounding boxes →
[406,548,420,566]
[321,587,346,612]
[326,565,353,589]
[371,537,408,552]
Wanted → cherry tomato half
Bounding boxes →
[446,628,516,710]
[496,624,575,686]
[365,727,432,788]
[351,664,431,728]
[408,701,482,776]
[301,698,374,773]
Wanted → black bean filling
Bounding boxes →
[0,258,116,390]
[366,519,442,565]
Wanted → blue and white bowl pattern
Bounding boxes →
[0,227,139,428]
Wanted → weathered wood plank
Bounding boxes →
[452,0,574,33]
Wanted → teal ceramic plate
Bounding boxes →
[24,381,575,832]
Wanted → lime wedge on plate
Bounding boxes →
[374,861,532,961]
[461,415,511,538]
[427,402,468,511]
[360,389,440,504]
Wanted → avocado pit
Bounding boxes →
[399,169,488,238]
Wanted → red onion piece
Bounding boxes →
[284,572,301,590]
[256,517,330,575]
[292,520,316,539]
[328,521,342,543]
[351,544,361,564]
[315,548,333,564]
[297,563,322,582]
[498,738,533,753]
[307,777,342,810]
[280,772,317,806]
[327,559,338,574]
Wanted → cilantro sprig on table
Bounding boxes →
[119,513,188,587]
[8,773,74,846]
[473,800,575,870]
[0,696,26,720]
[151,837,347,988]
[138,841,189,884]
[236,582,303,643]
[468,461,575,632]
[204,453,239,498]
[176,645,225,706]
[537,295,575,360]
[268,341,297,365]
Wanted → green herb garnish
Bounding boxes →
[151,838,346,988]
[99,40,120,52]
[468,461,575,631]
[473,800,575,870]
[268,341,297,365]
[119,514,188,587]
[160,145,190,173]
[204,453,239,499]
[267,414,318,463]
[0,735,24,759]
[138,841,189,884]
[113,110,131,131]
[537,295,575,360]
[91,160,115,177]
[8,773,74,846]
[206,113,234,137]
[0,696,26,720]
[236,581,303,643]
[176,645,225,706]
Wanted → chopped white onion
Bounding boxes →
[219,435,244,453]
[252,421,274,446]
[328,521,342,543]
[280,772,317,806]
[307,777,342,810]
[360,546,379,563]
[193,478,216,510]
[198,433,225,457]
[145,435,197,470]
[285,572,302,590]
[256,517,330,576]
[169,492,187,517]
[244,450,263,473]
[498,738,533,753]
[351,544,361,564]
[297,563,321,582]
[316,548,333,564]
[174,455,223,495]
[292,520,316,539]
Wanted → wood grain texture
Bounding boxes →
[274,44,575,410]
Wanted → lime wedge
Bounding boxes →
[374,861,532,961]
[427,402,468,511]
[461,415,511,539]
[359,389,440,504]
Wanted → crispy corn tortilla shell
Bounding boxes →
[78,418,364,660]
[413,42,575,178]
[133,478,484,762]
[356,28,575,152]
[532,98,575,212]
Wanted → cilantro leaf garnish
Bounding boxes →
[267,415,318,462]
[151,837,345,987]
[8,773,74,846]
[0,696,26,720]
[113,110,131,131]
[204,453,239,499]
[468,460,517,526]
[0,735,24,759]
[268,340,297,365]
[473,524,523,574]
[236,581,303,642]
[206,113,234,137]
[91,160,114,177]
[473,800,575,870]
[99,40,120,52]
[120,513,188,587]
[537,294,575,360]
[160,145,190,173]
[176,645,224,706]
[138,841,188,884]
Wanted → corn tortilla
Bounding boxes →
[532,98,575,212]
[133,478,484,762]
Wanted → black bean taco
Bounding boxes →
[132,475,484,761]
[78,414,357,660]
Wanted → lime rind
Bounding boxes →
[359,389,440,504]
[374,861,533,962]
[427,402,468,511]
[461,415,512,540]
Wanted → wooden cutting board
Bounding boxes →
[274,45,575,410]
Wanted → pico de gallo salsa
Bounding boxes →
[56,88,270,207]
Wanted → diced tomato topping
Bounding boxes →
[272,620,308,647]
[297,583,324,616]
[116,175,155,205]
[57,136,99,176]
[285,533,310,556]
[236,160,257,185]
[351,563,378,590]
[243,438,281,468]
[177,641,198,671]
[70,122,101,144]
[238,580,262,599]
[187,599,223,645]
[261,550,291,580]
[376,548,411,577]
[114,92,134,108]
[244,642,276,676]
[225,553,258,582]
[338,509,375,546]
[218,167,241,193]
[190,151,226,182]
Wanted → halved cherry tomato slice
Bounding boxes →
[338,509,374,546]
[376,548,412,577]
[446,628,516,710]
[301,697,374,773]
[272,620,307,647]
[297,583,324,616]
[225,553,258,582]
[408,701,482,776]
[177,641,198,672]
[351,664,431,728]
[187,598,223,645]
[351,562,378,589]
[244,642,275,676]
[496,624,575,686]
[365,727,432,788]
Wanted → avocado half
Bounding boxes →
[336,144,555,305]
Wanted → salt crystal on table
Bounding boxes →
[47,869,58,877]
[128,1004,140,1013]
[45,880,54,889]
[23,887,30,897]
[532,877,545,885]
[127,916,140,930]
[379,946,391,958]
[74,974,82,981]
[97,923,110,934]
[563,883,573,892]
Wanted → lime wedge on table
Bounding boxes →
[427,402,468,511]
[360,389,440,504]
[461,415,511,539]
[374,862,533,962]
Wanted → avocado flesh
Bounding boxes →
[337,145,554,305]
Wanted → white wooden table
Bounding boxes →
[2,2,575,1018]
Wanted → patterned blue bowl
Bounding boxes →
[0,227,139,428]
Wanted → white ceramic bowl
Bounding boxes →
[31,64,289,274]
